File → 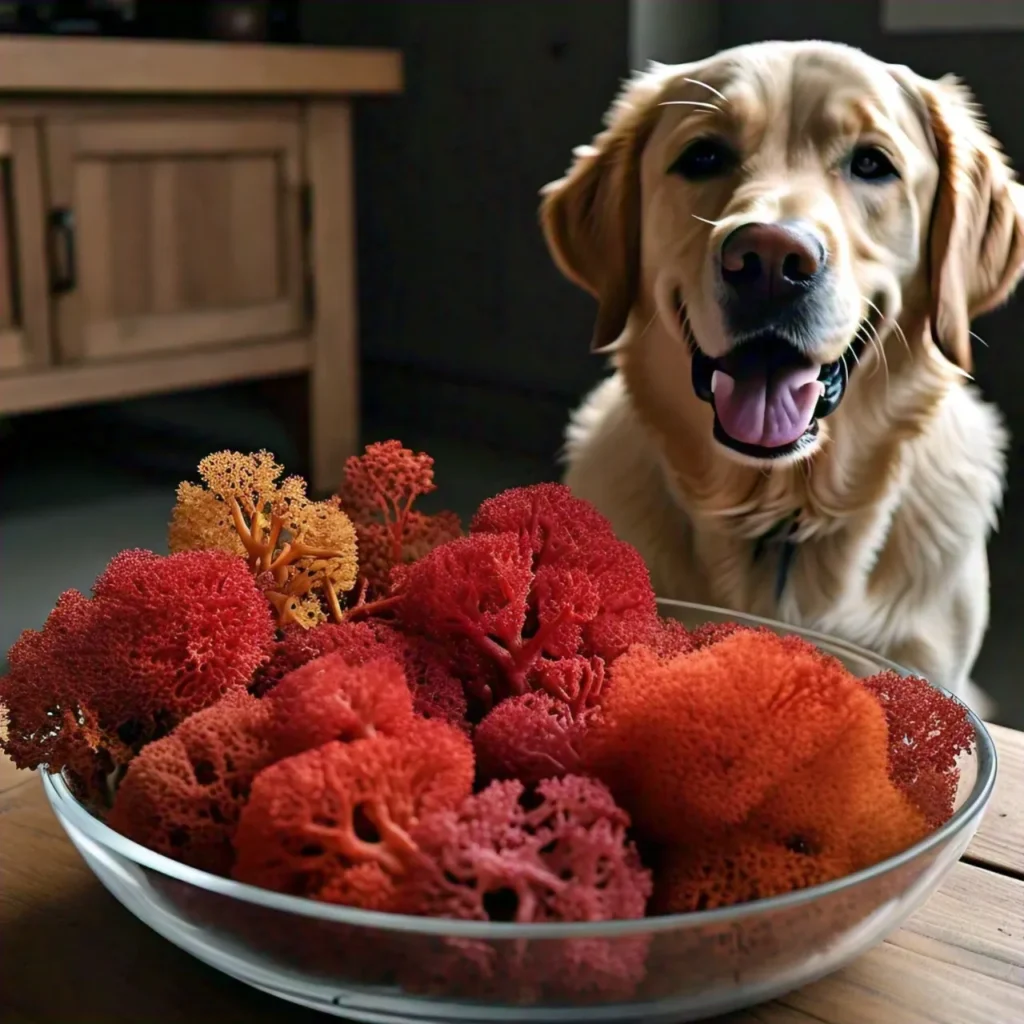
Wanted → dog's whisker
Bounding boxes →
[691,214,721,227]
[891,322,911,356]
[870,330,891,389]
[638,310,660,342]
[857,318,889,387]
[862,296,883,318]
[682,78,729,103]
[970,330,990,348]
[681,314,695,344]
[863,296,911,356]
[659,100,721,112]
[884,315,911,356]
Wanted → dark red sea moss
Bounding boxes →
[108,690,273,874]
[253,620,395,694]
[253,620,468,732]
[861,669,974,827]
[474,691,599,784]
[396,775,652,1002]
[399,775,650,923]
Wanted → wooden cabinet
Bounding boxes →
[0,39,402,493]
[46,109,306,363]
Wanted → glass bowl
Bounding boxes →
[42,600,997,1024]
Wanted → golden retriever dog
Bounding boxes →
[541,41,1024,717]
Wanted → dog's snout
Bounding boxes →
[720,222,826,301]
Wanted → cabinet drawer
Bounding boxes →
[46,112,306,363]
[0,121,50,375]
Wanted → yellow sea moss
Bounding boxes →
[169,450,358,628]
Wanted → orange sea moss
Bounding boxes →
[586,632,864,841]
[587,630,930,911]
[169,450,358,628]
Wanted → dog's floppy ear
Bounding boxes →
[540,78,655,353]
[916,74,1024,371]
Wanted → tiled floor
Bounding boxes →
[2,384,1021,727]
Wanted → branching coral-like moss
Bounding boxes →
[170,450,358,628]
[339,441,462,594]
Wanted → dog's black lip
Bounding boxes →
[679,307,872,458]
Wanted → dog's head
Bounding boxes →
[542,41,1024,466]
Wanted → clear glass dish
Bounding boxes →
[42,600,997,1024]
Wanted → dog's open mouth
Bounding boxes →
[687,330,864,460]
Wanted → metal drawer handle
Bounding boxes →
[49,208,77,295]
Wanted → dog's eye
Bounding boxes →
[671,137,736,180]
[849,145,899,182]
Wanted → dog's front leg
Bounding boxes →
[884,544,995,720]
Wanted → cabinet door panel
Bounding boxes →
[47,113,305,363]
[0,121,51,375]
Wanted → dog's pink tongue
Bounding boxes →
[713,364,823,449]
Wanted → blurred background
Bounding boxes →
[1,0,1022,726]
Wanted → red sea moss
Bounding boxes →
[392,514,652,716]
[398,776,650,924]
[253,620,468,732]
[393,532,598,711]
[252,620,394,694]
[338,440,462,594]
[262,653,414,759]
[400,633,472,733]
[233,720,474,911]
[108,690,273,874]
[686,620,750,650]
[397,776,652,1002]
[0,549,275,800]
[474,692,598,784]
[861,670,974,827]
[470,484,658,663]
[382,483,664,717]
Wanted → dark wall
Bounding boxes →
[301,0,631,453]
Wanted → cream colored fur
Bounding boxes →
[543,43,1024,718]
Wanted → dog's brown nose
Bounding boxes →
[720,222,825,300]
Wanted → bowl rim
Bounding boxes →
[41,598,998,941]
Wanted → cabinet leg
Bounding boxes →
[306,100,359,496]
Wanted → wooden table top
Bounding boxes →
[2,726,1022,1024]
